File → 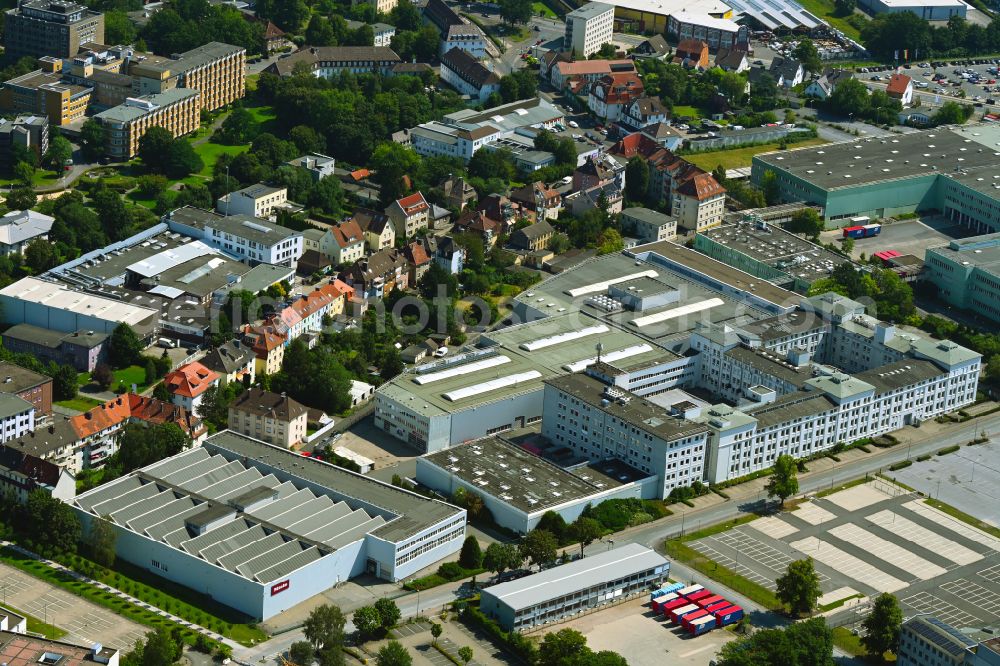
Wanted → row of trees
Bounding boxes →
[292,603,412,666]
[808,262,917,324]
[861,12,1000,61]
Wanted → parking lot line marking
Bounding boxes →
[865,510,983,566]
[940,579,1000,620]
[828,523,947,581]
[790,536,908,593]
[791,501,837,526]
[901,591,982,629]
[679,645,716,658]
[978,563,1000,584]
[902,500,1000,551]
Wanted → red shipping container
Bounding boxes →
[681,609,709,629]
[696,594,724,609]
[661,598,689,616]
[686,589,713,603]
[703,600,731,614]
[669,603,700,623]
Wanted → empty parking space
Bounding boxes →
[940,579,1000,621]
[978,563,1000,584]
[866,510,983,566]
[690,540,779,590]
[825,484,893,512]
[392,622,431,638]
[750,515,799,539]
[828,523,948,581]
[903,500,1000,551]
[793,501,837,526]
[692,528,830,591]
[790,536,909,593]
[0,562,147,649]
[901,591,983,629]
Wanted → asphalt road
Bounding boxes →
[232,409,1000,664]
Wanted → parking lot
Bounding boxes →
[892,437,1000,528]
[0,563,147,649]
[546,597,737,666]
[862,59,1000,113]
[689,480,1000,637]
[821,215,974,261]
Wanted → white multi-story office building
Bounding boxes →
[164,206,304,269]
[564,2,615,57]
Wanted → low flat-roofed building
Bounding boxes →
[1,325,107,371]
[620,207,677,244]
[0,606,27,633]
[480,543,668,630]
[264,46,401,78]
[666,13,748,52]
[217,184,291,220]
[0,276,158,339]
[0,630,118,666]
[898,616,978,666]
[859,0,965,19]
[416,436,655,533]
[924,233,1000,322]
[751,124,1000,226]
[71,431,466,619]
[694,219,849,293]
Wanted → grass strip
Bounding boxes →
[831,626,866,656]
[924,499,1000,540]
[663,540,781,611]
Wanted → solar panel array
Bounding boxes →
[726,0,821,30]
[75,447,385,584]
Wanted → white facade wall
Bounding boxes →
[202,223,304,268]
[566,4,615,57]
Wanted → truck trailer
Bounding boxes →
[676,584,704,598]
[696,594,725,609]
[842,223,881,239]
[681,609,709,630]
[688,614,718,636]
[714,605,745,627]
[652,593,679,613]
[670,604,701,623]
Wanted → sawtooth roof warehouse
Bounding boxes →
[71,431,465,621]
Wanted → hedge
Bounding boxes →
[937,445,961,456]
[889,460,912,471]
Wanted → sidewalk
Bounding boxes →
[1,540,240,650]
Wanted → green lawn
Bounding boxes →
[831,627,866,657]
[55,396,104,412]
[672,105,704,120]
[532,1,556,17]
[794,0,865,40]
[192,142,251,177]
[685,138,830,171]
[77,365,149,392]
[0,168,65,188]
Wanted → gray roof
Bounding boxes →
[166,206,300,247]
[621,207,673,227]
[0,392,34,419]
[137,42,245,75]
[2,324,107,350]
[482,543,667,611]
[567,1,614,18]
[229,388,307,422]
[724,345,812,387]
[0,209,55,247]
[854,359,944,394]
[0,362,51,393]
[544,373,709,442]
[421,437,637,513]
[201,340,254,374]
[745,392,834,429]
[738,310,827,342]
[95,89,200,124]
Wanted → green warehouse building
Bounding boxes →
[751,124,1000,230]
[924,233,1000,323]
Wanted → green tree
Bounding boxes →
[569,517,602,557]
[459,535,484,569]
[141,629,182,666]
[766,454,799,507]
[43,135,73,170]
[109,323,143,368]
[110,423,190,474]
[375,642,410,666]
[14,490,81,558]
[303,604,346,651]
[498,0,532,24]
[374,597,401,630]
[861,593,903,659]
[51,364,78,401]
[520,529,558,568]
[93,363,114,391]
[88,515,118,568]
[775,557,822,616]
[933,101,972,126]
[5,187,36,211]
[537,511,569,544]
[538,629,588,666]
[352,605,381,640]
[717,617,833,666]
[624,157,649,202]
[24,239,57,273]
[430,623,442,644]
[289,641,315,666]
[105,9,138,43]
[786,208,824,239]
[759,170,781,206]
[305,15,337,46]
[197,383,235,432]
[80,119,105,160]
[792,38,822,74]
[138,127,173,171]
[370,143,420,206]
[457,647,472,665]
[483,541,522,574]
[828,77,870,118]
[834,0,856,15]
[163,140,203,179]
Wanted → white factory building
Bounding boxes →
[71,431,465,620]
[858,0,965,20]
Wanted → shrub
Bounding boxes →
[937,445,960,456]
[889,461,912,471]
[916,454,931,462]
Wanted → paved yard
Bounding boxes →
[688,480,1000,638]
[0,563,147,649]
[542,597,737,666]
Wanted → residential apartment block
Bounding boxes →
[129,42,246,112]
[0,444,75,502]
[564,2,615,57]
[386,192,431,239]
[217,184,290,220]
[94,89,200,159]
[228,387,308,448]
[439,47,500,103]
[3,0,104,59]
[0,362,52,416]
[264,46,401,78]
[0,115,49,172]
[0,393,35,444]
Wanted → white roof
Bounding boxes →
[482,544,668,611]
[126,240,217,278]
[0,209,55,247]
[601,0,732,17]
[670,12,741,31]
[0,277,158,326]
[878,0,964,6]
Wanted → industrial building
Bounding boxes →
[898,616,979,666]
[415,437,655,533]
[924,233,1000,323]
[71,431,466,620]
[858,0,965,19]
[479,544,668,630]
[0,627,119,666]
[0,276,158,339]
[694,217,849,292]
[3,0,103,59]
[565,3,615,57]
[665,13,748,52]
[751,124,1000,227]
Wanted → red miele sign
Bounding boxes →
[271,580,290,596]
